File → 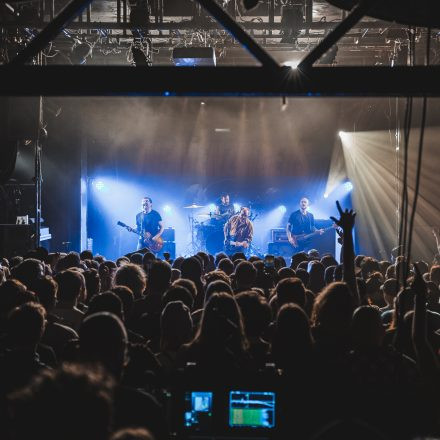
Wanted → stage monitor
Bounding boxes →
[229,390,276,429]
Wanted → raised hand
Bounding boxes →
[330,200,356,232]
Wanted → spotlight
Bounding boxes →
[95,180,105,191]
[242,0,259,10]
[338,131,345,138]
[324,193,329,199]
[344,181,353,192]
[163,205,172,214]
[280,4,305,44]
[278,205,287,213]
[283,61,299,69]
[208,203,216,211]
[234,203,241,212]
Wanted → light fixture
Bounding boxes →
[172,47,216,67]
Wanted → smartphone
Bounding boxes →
[264,255,275,269]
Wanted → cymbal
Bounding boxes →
[183,204,205,209]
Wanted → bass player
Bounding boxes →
[286,197,324,252]
[135,196,164,251]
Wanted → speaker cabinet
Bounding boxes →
[0,224,33,258]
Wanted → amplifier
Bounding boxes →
[162,227,175,242]
[271,228,288,242]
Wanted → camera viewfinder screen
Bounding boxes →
[229,391,276,429]
[184,391,213,430]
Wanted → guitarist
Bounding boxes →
[135,197,164,251]
[286,197,324,251]
[224,206,253,255]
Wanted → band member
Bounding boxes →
[224,206,253,254]
[286,197,324,251]
[136,197,164,250]
[215,193,235,221]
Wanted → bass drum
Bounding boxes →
[205,227,224,255]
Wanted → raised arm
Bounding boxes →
[412,267,439,379]
[330,201,359,306]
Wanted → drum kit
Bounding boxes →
[183,203,228,255]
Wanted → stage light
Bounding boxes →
[234,203,241,212]
[163,204,172,214]
[95,180,105,191]
[324,193,329,199]
[344,181,353,191]
[172,47,216,67]
[208,203,216,211]
[278,205,287,213]
[283,61,299,69]
[338,131,345,138]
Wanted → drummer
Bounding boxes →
[214,193,235,222]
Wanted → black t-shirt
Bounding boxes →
[288,209,315,235]
[136,210,162,236]
[218,203,235,217]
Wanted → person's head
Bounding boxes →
[170,268,181,282]
[272,303,313,368]
[215,252,228,267]
[116,256,130,267]
[10,363,114,440]
[55,269,85,305]
[34,276,58,312]
[413,260,429,276]
[0,279,30,322]
[235,261,257,289]
[160,300,193,352]
[235,290,271,339]
[205,280,233,304]
[320,255,338,268]
[163,285,194,310]
[385,264,396,280]
[324,265,336,285]
[180,257,202,283]
[111,285,134,321]
[275,277,306,309]
[7,302,46,349]
[87,292,124,321]
[299,197,309,211]
[220,193,230,205]
[429,265,440,285]
[196,251,210,273]
[361,257,380,280]
[290,252,308,270]
[295,268,309,287]
[80,250,94,261]
[79,312,128,379]
[239,206,250,218]
[307,261,326,294]
[381,278,399,307]
[218,258,234,276]
[148,260,172,293]
[11,258,44,291]
[114,263,146,299]
[312,281,354,332]
[173,278,197,301]
[83,269,101,303]
[142,197,152,213]
[277,267,296,281]
[351,306,385,349]
[110,428,155,440]
[205,270,231,287]
[195,292,247,353]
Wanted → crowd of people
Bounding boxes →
[0,202,439,440]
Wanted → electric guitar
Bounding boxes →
[289,225,335,248]
[117,221,164,252]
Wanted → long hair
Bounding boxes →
[192,292,248,357]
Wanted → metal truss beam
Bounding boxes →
[194,0,278,68]
[0,65,439,96]
[10,0,95,65]
[298,0,375,68]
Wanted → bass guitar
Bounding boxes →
[290,225,335,248]
[117,221,164,252]
[224,234,250,254]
